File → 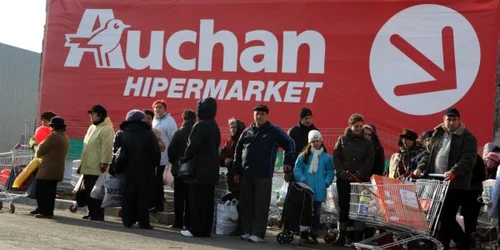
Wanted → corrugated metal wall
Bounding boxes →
[0,43,40,152]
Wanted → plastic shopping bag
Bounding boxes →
[101,174,122,208]
[488,177,500,218]
[163,166,174,189]
[90,173,106,200]
[215,199,239,235]
[276,182,288,207]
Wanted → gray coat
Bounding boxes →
[417,123,477,190]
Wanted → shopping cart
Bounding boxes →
[349,178,450,250]
[0,144,35,213]
[471,204,499,250]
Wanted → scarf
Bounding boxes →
[308,147,324,174]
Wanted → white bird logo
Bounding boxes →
[66,19,130,67]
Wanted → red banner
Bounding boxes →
[40,0,499,150]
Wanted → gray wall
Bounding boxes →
[0,43,40,152]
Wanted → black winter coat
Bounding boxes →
[471,154,486,191]
[113,121,161,193]
[333,128,375,181]
[181,98,221,185]
[168,120,195,176]
[287,123,319,163]
[417,123,477,190]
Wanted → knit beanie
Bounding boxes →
[486,152,500,163]
[126,109,145,122]
[308,130,323,143]
[300,108,313,120]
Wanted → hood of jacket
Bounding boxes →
[197,97,217,120]
[119,120,151,132]
[95,117,112,127]
[231,119,246,141]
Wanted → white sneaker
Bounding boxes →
[240,234,251,240]
[181,230,193,237]
[248,235,265,243]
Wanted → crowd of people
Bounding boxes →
[25,99,500,250]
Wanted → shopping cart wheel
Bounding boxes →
[69,204,78,213]
[276,232,287,244]
[324,230,337,244]
[9,203,15,213]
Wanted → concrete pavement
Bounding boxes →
[0,203,350,250]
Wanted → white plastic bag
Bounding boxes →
[90,173,106,200]
[323,182,338,213]
[102,174,122,207]
[276,182,288,207]
[215,199,239,235]
[163,166,174,189]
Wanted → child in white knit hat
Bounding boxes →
[293,130,335,244]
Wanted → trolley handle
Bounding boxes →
[428,173,446,180]
[347,172,378,198]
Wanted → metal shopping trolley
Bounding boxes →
[0,144,35,213]
[348,178,449,250]
[472,204,499,250]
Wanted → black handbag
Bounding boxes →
[177,161,195,179]
[112,147,128,174]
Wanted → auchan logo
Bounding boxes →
[64,9,327,103]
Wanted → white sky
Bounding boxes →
[0,1,46,53]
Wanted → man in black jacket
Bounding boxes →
[233,104,295,243]
[180,98,221,238]
[286,107,318,182]
[168,109,196,230]
[414,108,477,250]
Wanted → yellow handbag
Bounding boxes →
[12,158,41,188]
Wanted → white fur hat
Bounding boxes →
[308,130,323,143]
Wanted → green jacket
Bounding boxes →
[417,123,477,190]
[80,117,115,176]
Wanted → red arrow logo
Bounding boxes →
[391,26,457,96]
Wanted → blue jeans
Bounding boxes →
[311,201,322,237]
